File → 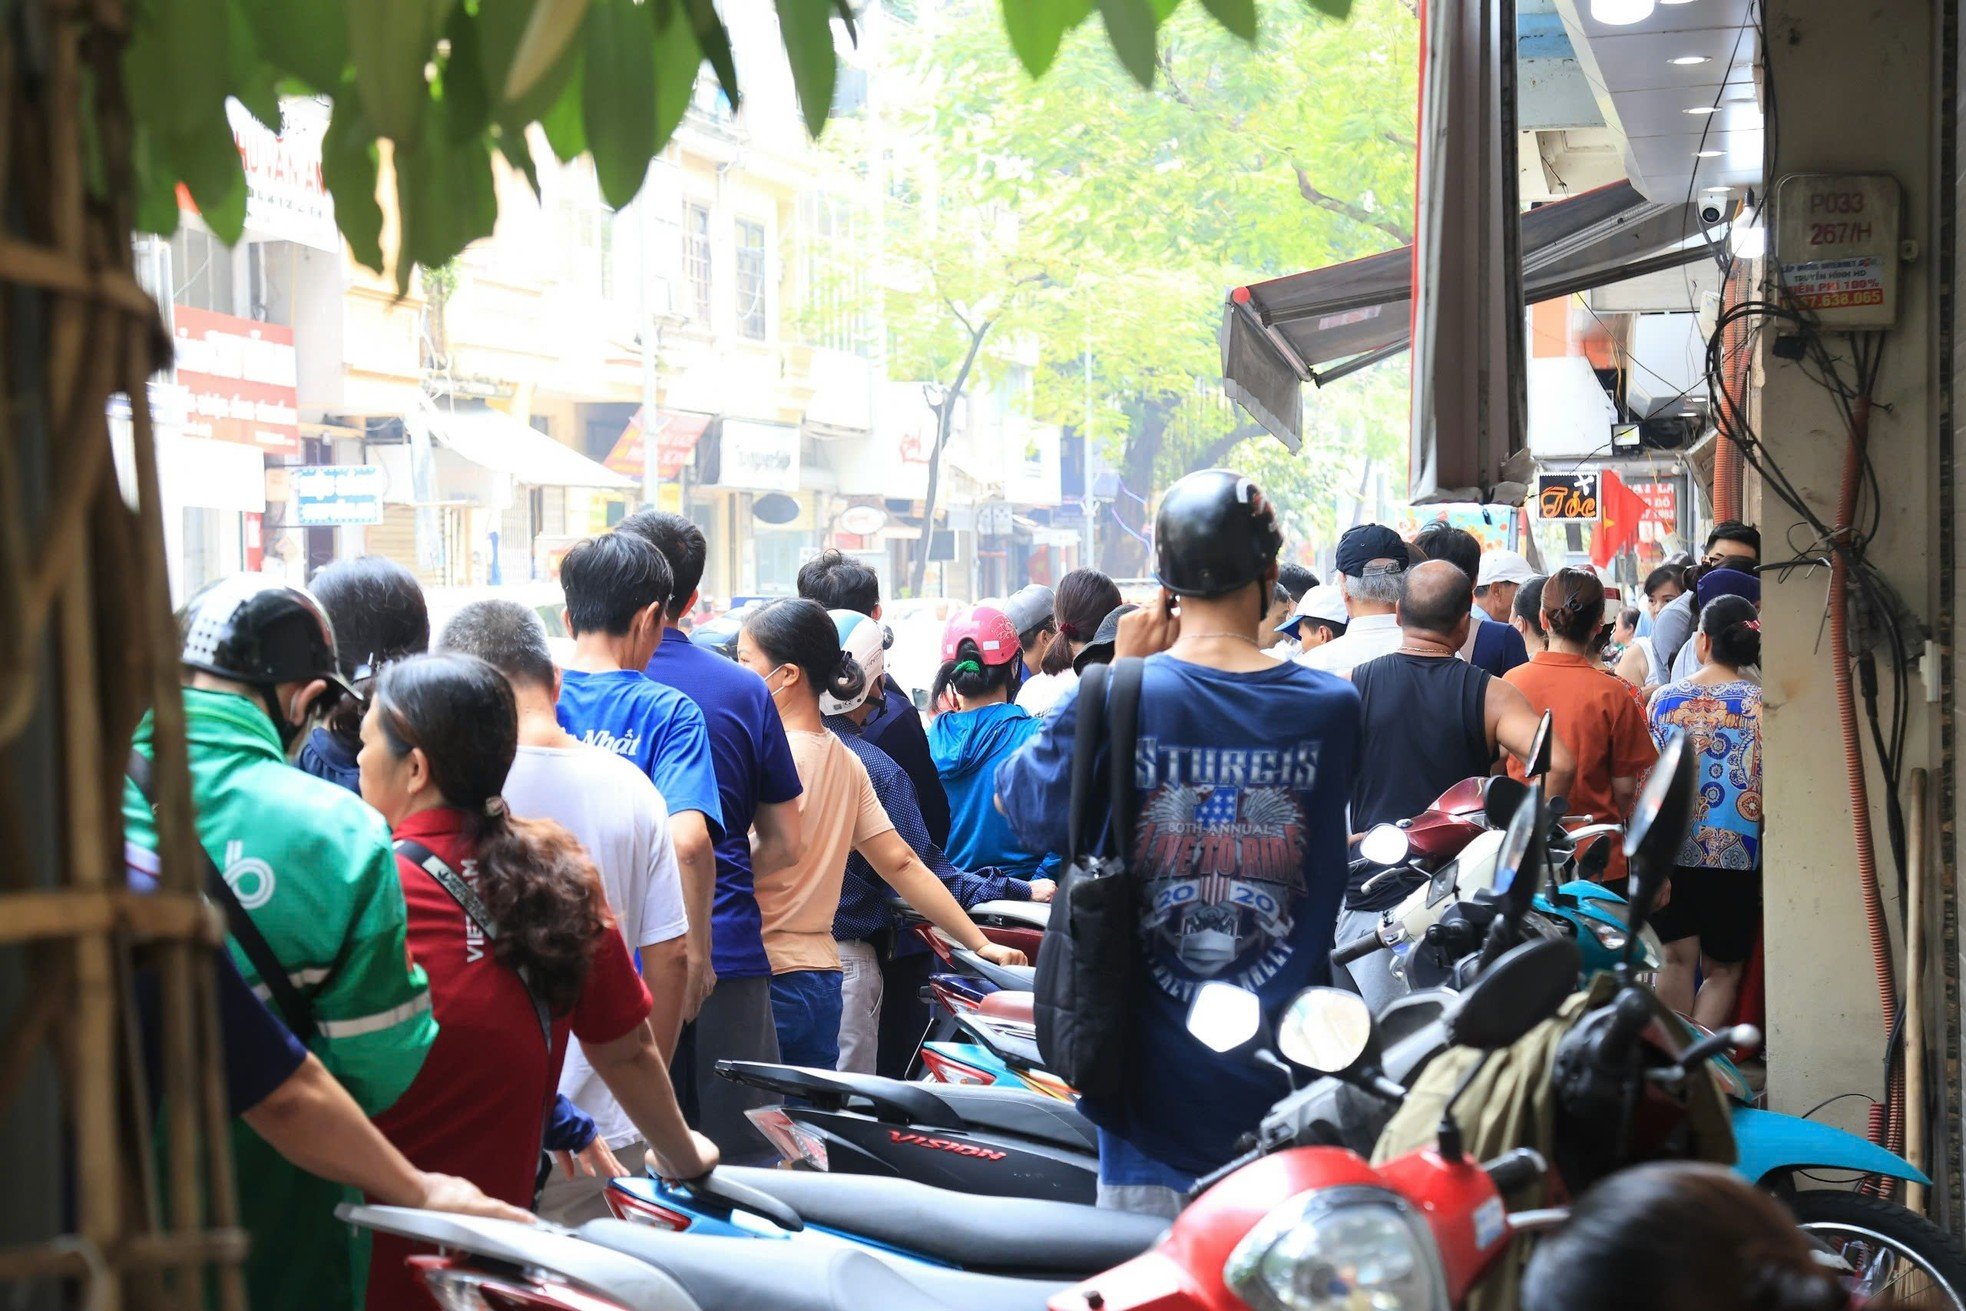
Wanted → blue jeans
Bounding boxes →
[770,970,844,1071]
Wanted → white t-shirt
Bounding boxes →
[503,742,688,1148]
[1016,668,1078,718]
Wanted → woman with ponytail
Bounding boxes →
[738,600,1025,1070]
[929,605,1059,881]
[1647,593,1764,1027]
[357,654,715,1309]
[1018,568,1122,718]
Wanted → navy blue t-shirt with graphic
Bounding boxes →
[996,655,1361,1180]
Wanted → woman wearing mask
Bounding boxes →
[737,600,1025,1070]
[930,606,1059,882]
[300,556,429,790]
[1506,568,1658,880]
[1511,574,1548,657]
[1017,569,1121,718]
[356,654,716,1310]
[1647,594,1763,1027]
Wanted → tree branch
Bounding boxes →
[1292,164,1412,245]
[1197,421,1266,469]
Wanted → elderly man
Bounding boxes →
[1474,549,1537,627]
[1295,524,1408,674]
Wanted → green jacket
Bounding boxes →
[126,688,436,1311]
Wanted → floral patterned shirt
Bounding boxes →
[1648,678,1763,869]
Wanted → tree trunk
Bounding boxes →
[907,316,992,597]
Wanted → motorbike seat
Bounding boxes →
[967,899,1051,928]
[976,990,1035,1025]
[949,944,1036,992]
[697,1166,1167,1276]
[930,1084,1097,1152]
[714,1061,965,1128]
[578,1221,1065,1311]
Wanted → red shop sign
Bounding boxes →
[172,307,300,456]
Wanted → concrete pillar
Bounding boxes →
[1758,0,1943,1171]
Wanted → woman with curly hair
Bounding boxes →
[357,654,716,1309]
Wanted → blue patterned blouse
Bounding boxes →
[1648,678,1763,870]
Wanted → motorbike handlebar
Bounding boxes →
[1481,1147,1548,1194]
[1191,1144,1266,1199]
[1331,933,1383,967]
[1593,988,1655,1075]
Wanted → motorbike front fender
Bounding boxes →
[1730,1107,1931,1187]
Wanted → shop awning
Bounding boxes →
[1221,181,1717,451]
[601,408,713,481]
[415,404,636,490]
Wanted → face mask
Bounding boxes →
[765,665,795,703]
[270,686,329,761]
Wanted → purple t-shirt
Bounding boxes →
[644,628,803,979]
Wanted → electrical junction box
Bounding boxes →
[1773,173,1903,329]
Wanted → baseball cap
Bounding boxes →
[1696,566,1760,609]
[1476,550,1536,587]
[1335,524,1409,579]
[1002,583,1055,637]
[1278,584,1348,639]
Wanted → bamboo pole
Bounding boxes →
[1906,767,1929,1214]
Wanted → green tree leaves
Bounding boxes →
[582,0,656,208]
[777,0,840,138]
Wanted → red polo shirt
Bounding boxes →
[368,807,649,1310]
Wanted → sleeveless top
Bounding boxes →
[1347,653,1495,910]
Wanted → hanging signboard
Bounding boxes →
[172,306,301,456]
[290,464,386,526]
[1535,472,1599,521]
[718,420,800,492]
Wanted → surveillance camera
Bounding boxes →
[1700,203,1724,225]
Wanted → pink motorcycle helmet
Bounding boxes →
[940,605,1022,668]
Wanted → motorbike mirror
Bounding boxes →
[1526,710,1555,781]
[1446,937,1581,1049]
[1621,730,1699,950]
[1187,982,1263,1053]
[1489,782,1542,906]
[1358,823,1410,867]
[1275,988,1375,1074]
[1482,776,1529,829]
[1576,832,1614,880]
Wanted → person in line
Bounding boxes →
[554,535,726,1022]
[435,601,691,1222]
[1506,568,1659,880]
[1473,548,1536,627]
[1277,562,1319,604]
[1607,606,1641,666]
[1651,521,1761,673]
[1004,583,1058,685]
[1019,568,1122,718]
[1257,581,1295,655]
[737,600,1027,1069]
[1295,524,1409,674]
[1072,602,1140,674]
[298,556,430,790]
[999,469,1362,1215]
[824,608,1051,1073]
[123,577,436,1310]
[1337,561,1575,1011]
[930,605,1060,882]
[1513,574,1549,656]
[1413,523,1530,676]
[1663,565,1761,685]
[356,655,717,1309]
[798,550,951,842]
[1647,595,1763,1028]
[1616,564,1690,689]
[1523,1164,1847,1311]
[1276,583,1348,658]
[621,512,804,1161]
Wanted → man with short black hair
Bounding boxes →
[1295,524,1408,674]
[437,600,691,1219]
[1652,522,1761,673]
[1415,523,1529,676]
[618,510,803,1158]
[1277,562,1318,603]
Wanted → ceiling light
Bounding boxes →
[1659,0,1697,5]
[1670,55,1711,65]
[1695,149,1724,158]
[1685,105,1721,115]
[1591,0,1656,24]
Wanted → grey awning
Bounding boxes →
[1222,181,1718,450]
[412,403,637,490]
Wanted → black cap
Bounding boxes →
[1153,469,1284,597]
[1335,524,1409,579]
[179,575,353,698]
[1073,603,1139,674]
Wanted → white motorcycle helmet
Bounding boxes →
[823,608,888,716]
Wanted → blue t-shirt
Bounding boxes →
[929,703,1057,880]
[996,656,1361,1180]
[557,666,725,835]
[295,726,361,793]
[643,629,804,979]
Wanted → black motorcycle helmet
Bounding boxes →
[1153,469,1285,597]
[180,575,355,702]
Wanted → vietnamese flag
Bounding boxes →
[1592,468,1647,569]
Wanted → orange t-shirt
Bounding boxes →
[754,729,895,973]
[1505,652,1660,873]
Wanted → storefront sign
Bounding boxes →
[838,504,888,536]
[290,464,386,526]
[228,98,340,252]
[719,420,800,492]
[1395,504,1520,554]
[603,408,711,480]
[1773,173,1900,329]
[1535,472,1599,521]
[172,307,301,456]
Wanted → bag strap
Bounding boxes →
[1065,663,1111,864]
[127,750,318,1044]
[1104,657,1146,861]
[392,837,555,1069]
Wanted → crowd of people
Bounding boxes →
[122,472,1772,1308]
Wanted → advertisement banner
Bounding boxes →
[228,98,340,252]
[1394,503,1520,554]
[172,307,301,456]
[718,420,800,492]
[290,464,386,526]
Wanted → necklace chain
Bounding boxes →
[1182,631,1260,647]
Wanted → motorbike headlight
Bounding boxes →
[1224,1187,1448,1311]
[1584,918,1629,953]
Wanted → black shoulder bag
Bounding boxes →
[1032,655,1145,1103]
[127,750,317,1043]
